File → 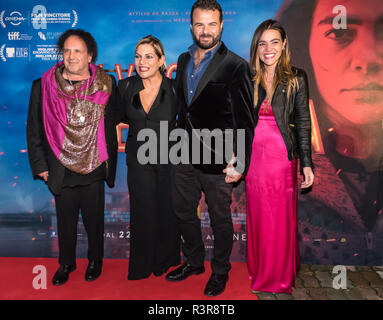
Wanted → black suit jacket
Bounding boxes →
[175,42,254,175]
[26,75,119,195]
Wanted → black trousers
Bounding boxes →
[54,180,105,265]
[127,163,181,280]
[172,164,234,274]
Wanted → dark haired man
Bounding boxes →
[27,29,119,285]
[165,0,254,296]
[57,29,98,63]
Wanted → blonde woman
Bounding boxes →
[246,20,314,294]
[117,35,180,280]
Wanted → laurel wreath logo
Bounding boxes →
[0,11,6,28]
[72,10,78,27]
[0,44,6,62]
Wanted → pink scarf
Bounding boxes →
[41,62,111,173]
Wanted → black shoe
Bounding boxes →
[204,273,229,297]
[52,264,76,286]
[85,260,103,282]
[165,263,205,282]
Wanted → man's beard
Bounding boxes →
[192,31,221,50]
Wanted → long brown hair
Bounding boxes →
[249,19,298,108]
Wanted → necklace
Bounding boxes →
[65,69,90,123]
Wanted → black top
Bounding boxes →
[117,74,178,166]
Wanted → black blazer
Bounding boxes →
[254,67,313,169]
[26,75,119,195]
[175,42,254,175]
[117,74,178,166]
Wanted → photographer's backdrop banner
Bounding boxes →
[0,0,382,265]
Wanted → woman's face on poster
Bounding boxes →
[309,0,383,125]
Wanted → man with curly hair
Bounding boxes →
[27,29,119,286]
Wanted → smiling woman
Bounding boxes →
[116,35,181,281]
[134,37,167,113]
[245,19,314,294]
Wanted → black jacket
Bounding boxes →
[175,42,254,175]
[254,67,313,169]
[26,75,119,195]
[117,75,178,166]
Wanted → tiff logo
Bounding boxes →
[8,32,20,40]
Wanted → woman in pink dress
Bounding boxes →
[246,20,314,294]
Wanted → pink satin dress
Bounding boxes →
[245,99,300,294]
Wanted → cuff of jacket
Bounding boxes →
[31,162,49,179]
[299,151,314,171]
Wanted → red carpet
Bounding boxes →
[0,257,258,300]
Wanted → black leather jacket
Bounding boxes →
[254,67,313,169]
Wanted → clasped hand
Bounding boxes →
[223,156,242,184]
